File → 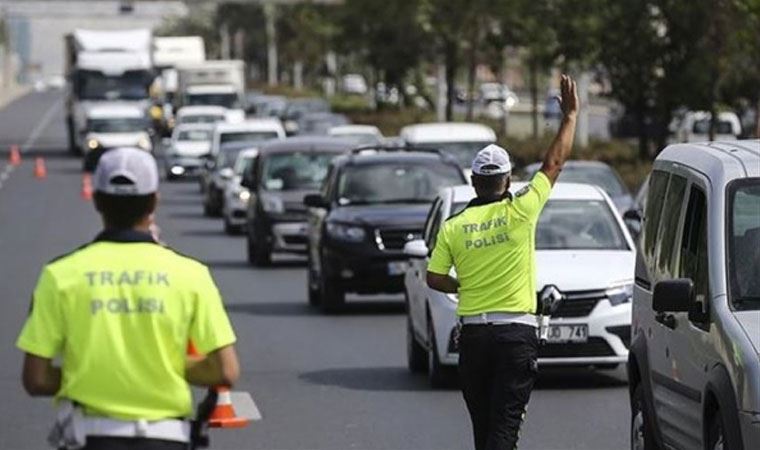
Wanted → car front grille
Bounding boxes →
[549,290,606,318]
[374,228,421,251]
[538,337,615,358]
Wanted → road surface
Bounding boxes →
[0,90,629,450]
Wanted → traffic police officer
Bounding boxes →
[17,147,241,450]
[427,75,578,450]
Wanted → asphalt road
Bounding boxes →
[0,91,630,450]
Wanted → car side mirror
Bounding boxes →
[653,279,694,313]
[403,239,429,259]
[623,209,643,238]
[303,194,328,209]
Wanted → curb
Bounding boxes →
[0,85,32,111]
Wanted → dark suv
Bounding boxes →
[304,149,466,312]
[241,136,353,266]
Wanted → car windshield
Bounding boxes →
[284,100,329,119]
[234,155,256,176]
[542,165,628,197]
[177,129,211,141]
[536,200,628,250]
[187,93,239,108]
[413,142,492,168]
[88,118,147,133]
[693,119,734,135]
[78,70,150,100]
[728,179,760,308]
[216,147,247,169]
[179,114,224,125]
[220,131,279,145]
[261,152,336,191]
[338,162,463,205]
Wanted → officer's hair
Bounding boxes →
[94,192,157,229]
[471,173,510,197]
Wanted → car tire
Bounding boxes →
[630,384,658,450]
[407,314,428,374]
[307,254,321,307]
[320,275,344,313]
[247,233,271,266]
[427,316,453,388]
[707,409,731,450]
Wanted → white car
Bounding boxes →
[210,119,285,156]
[328,124,384,145]
[404,182,636,386]
[83,103,152,153]
[174,105,228,127]
[400,122,496,173]
[222,148,259,234]
[164,124,213,179]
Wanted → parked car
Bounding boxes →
[404,182,636,386]
[297,112,349,136]
[669,110,742,143]
[328,125,384,146]
[202,141,260,216]
[400,122,497,173]
[280,98,330,135]
[242,137,354,265]
[522,160,635,213]
[163,123,213,180]
[222,148,259,234]
[628,140,760,450]
[304,149,467,312]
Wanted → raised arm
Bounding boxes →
[540,75,579,185]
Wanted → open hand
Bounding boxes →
[557,74,579,118]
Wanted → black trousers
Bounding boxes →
[79,437,188,450]
[458,323,539,450]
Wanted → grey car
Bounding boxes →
[628,140,760,450]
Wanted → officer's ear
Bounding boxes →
[147,193,159,215]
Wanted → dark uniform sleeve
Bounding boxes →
[16,267,65,358]
[189,267,237,355]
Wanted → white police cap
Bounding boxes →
[471,144,512,176]
[94,147,159,195]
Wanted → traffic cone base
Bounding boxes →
[81,173,93,200]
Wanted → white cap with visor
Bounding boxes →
[93,147,159,196]
[471,144,512,176]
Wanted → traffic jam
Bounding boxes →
[2,4,759,450]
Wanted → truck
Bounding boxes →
[64,29,155,154]
[175,60,246,121]
[152,36,206,130]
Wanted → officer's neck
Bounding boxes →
[102,217,152,234]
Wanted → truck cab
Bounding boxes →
[81,103,153,171]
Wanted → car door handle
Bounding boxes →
[655,312,677,330]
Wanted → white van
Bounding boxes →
[210,119,286,156]
[629,140,760,449]
[400,122,497,172]
[670,111,742,143]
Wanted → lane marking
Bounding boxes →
[0,97,63,192]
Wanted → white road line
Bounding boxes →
[0,97,62,192]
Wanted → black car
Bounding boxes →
[241,136,354,266]
[303,149,466,312]
[280,98,330,136]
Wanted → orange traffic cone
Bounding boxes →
[9,144,21,166]
[34,158,47,179]
[81,173,93,200]
[208,386,250,429]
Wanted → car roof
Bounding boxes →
[446,182,608,207]
[86,103,145,119]
[656,140,760,180]
[334,150,458,166]
[176,106,227,116]
[258,136,355,154]
[215,119,284,133]
[329,125,382,136]
[400,122,496,143]
[236,148,260,159]
[523,160,613,172]
[174,123,214,132]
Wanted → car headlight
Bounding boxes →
[137,136,152,151]
[238,190,251,201]
[326,223,366,242]
[260,194,284,213]
[87,138,100,150]
[606,283,633,306]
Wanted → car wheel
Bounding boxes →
[247,232,271,266]
[707,409,728,450]
[320,274,344,314]
[427,316,452,388]
[307,254,322,307]
[630,384,657,450]
[407,313,428,374]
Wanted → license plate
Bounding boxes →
[546,324,588,343]
[387,261,409,275]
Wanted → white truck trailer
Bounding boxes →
[64,29,155,154]
[176,60,245,120]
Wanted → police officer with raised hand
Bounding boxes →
[426,75,578,450]
[17,147,240,450]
